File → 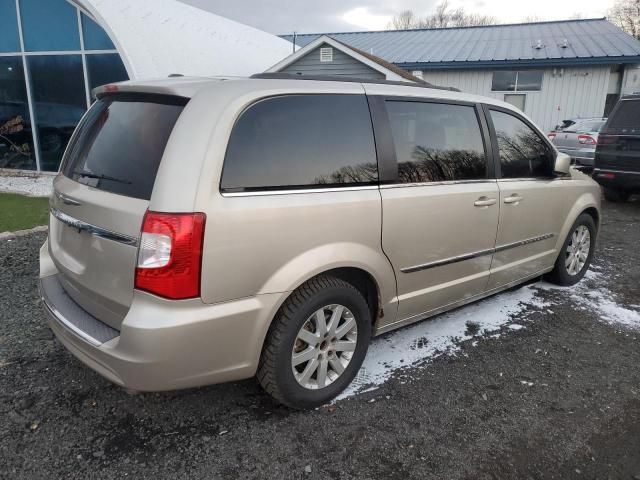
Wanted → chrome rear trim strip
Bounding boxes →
[50,207,138,247]
[594,168,640,176]
[39,282,102,347]
[401,233,554,273]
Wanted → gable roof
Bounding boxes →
[281,18,640,70]
[267,35,425,82]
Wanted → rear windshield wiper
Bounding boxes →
[72,170,132,185]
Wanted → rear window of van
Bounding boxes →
[62,94,188,200]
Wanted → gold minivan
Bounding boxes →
[39,75,601,409]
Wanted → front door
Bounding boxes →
[485,108,572,290]
[377,99,500,326]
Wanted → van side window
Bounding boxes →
[221,94,378,192]
[385,101,487,183]
[489,110,554,178]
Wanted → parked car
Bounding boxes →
[548,118,607,170]
[594,95,640,202]
[553,118,580,132]
[39,74,601,409]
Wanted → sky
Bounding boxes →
[180,0,616,35]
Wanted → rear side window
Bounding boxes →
[490,110,554,178]
[62,94,187,200]
[607,100,640,132]
[385,101,487,183]
[221,95,377,192]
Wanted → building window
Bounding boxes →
[0,57,36,170]
[0,1,20,53]
[86,54,128,94]
[20,0,81,52]
[82,13,116,50]
[320,47,333,62]
[492,71,543,92]
[28,55,86,171]
[0,0,130,172]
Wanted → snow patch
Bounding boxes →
[338,283,548,399]
[0,174,53,197]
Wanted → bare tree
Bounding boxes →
[389,10,417,30]
[387,0,497,30]
[609,0,640,39]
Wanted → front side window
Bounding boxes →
[492,71,543,92]
[386,101,487,183]
[490,110,554,178]
[221,95,378,192]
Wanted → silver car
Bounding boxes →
[39,75,601,409]
[549,118,607,170]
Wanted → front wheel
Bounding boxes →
[257,275,372,409]
[546,213,596,286]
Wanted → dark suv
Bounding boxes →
[594,95,640,202]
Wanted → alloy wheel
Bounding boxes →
[565,225,591,276]
[291,304,358,390]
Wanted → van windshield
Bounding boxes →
[62,94,188,200]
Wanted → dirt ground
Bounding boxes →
[1,199,639,480]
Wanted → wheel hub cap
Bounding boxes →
[565,225,590,276]
[291,304,358,390]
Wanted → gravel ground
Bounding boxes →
[0,174,54,197]
[1,199,639,480]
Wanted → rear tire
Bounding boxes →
[546,213,596,286]
[257,275,372,410]
[603,187,630,203]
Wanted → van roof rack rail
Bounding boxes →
[250,72,460,92]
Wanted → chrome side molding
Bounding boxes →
[50,207,139,247]
[401,233,555,273]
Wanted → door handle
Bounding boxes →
[504,194,524,204]
[474,197,497,207]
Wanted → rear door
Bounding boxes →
[373,97,500,324]
[49,93,188,329]
[484,106,571,290]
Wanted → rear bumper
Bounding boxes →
[557,148,595,167]
[593,168,640,192]
[39,242,283,392]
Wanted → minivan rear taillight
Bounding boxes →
[135,211,206,300]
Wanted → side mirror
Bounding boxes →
[554,152,571,175]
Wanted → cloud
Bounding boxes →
[179,0,614,35]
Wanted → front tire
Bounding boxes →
[257,275,372,409]
[546,213,596,286]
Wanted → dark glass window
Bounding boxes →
[0,1,20,53]
[492,71,543,92]
[82,13,116,50]
[28,55,86,171]
[0,57,36,170]
[386,101,486,183]
[492,71,517,92]
[490,110,554,178]
[62,95,187,200]
[516,71,543,91]
[20,0,80,52]
[221,95,378,191]
[86,54,128,94]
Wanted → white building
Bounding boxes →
[277,18,640,132]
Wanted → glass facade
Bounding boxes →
[0,0,129,172]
